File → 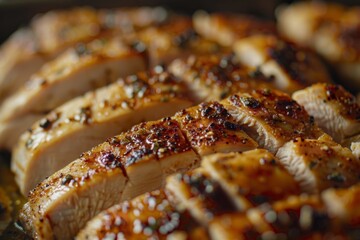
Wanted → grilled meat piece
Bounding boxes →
[0,28,46,103]
[277,2,360,91]
[135,16,222,67]
[77,190,208,240]
[222,89,323,153]
[169,54,275,102]
[322,183,360,227]
[193,11,276,47]
[0,37,146,150]
[202,150,300,210]
[166,149,300,224]
[166,168,237,225]
[234,35,332,93]
[276,134,360,194]
[293,83,360,145]
[12,69,193,196]
[210,195,325,240]
[173,102,258,156]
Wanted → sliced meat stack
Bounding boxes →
[0,4,358,240]
[12,67,194,195]
[19,88,326,239]
[78,145,360,239]
[0,37,146,150]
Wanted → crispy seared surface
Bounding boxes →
[169,54,275,102]
[174,101,258,155]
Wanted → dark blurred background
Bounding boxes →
[0,0,359,43]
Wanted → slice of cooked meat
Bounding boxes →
[20,118,199,239]
[259,195,327,236]
[277,2,360,91]
[135,16,222,67]
[12,69,193,195]
[168,54,275,102]
[201,150,300,210]
[276,2,344,47]
[98,7,169,34]
[0,28,46,102]
[0,37,146,150]
[77,190,208,240]
[276,134,360,194]
[222,89,323,153]
[166,149,299,225]
[31,7,101,56]
[209,213,264,240]
[293,83,360,144]
[173,102,258,156]
[166,168,237,225]
[234,35,332,93]
[210,195,327,240]
[193,11,276,47]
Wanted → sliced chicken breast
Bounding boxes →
[31,7,101,56]
[276,2,344,46]
[0,37,146,150]
[210,195,324,240]
[19,94,258,239]
[276,134,360,194]
[293,83,360,145]
[168,54,276,102]
[173,101,258,156]
[222,89,323,153]
[166,168,237,225]
[322,183,360,226]
[193,11,276,47]
[98,7,169,34]
[166,150,300,225]
[277,2,360,91]
[0,28,46,102]
[77,190,207,240]
[135,16,222,67]
[234,35,332,93]
[201,150,300,210]
[12,69,193,195]
[20,118,199,239]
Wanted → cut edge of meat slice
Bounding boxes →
[221,89,323,153]
[276,134,360,194]
[234,34,332,94]
[292,83,360,143]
